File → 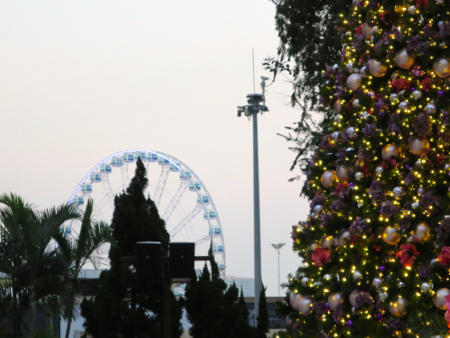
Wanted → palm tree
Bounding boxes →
[56,199,111,338]
[0,193,81,337]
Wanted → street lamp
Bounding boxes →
[237,76,269,324]
[271,243,286,297]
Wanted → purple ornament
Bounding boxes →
[438,91,445,98]
[378,266,386,272]
[346,320,354,327]
[405,165,410,170]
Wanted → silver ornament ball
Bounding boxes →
[376,166,384,176]
[353,99,360,108]
[347,73,363,91]
[399,101,408,111]
[346,127,357,139]
[334,114,343,123]
[313,205,323,215]
[433,288,450,309]
[373,278,382,288]
[426,102,436,114]
[328,292,344,310]
[337,231,351,246]
[353,271,363,281]
[355,172,363,181]
[413,90,422,100]
[420,282,430,292]
[393,187,403,198]
[298,296,313,316]
[379,292,388,301]
[349,290,362,307]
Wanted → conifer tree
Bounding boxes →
[80,158,182,337]
[185,249,254,338]
[284,1,450,337]
[255,284,269,338]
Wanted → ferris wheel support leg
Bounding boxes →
[154,165,170,207]
[121,164,129,187]
[101,174,115,209]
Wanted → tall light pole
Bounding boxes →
[237,76,269,326]
[271,243,286,297]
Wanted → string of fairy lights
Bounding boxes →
[286,0,450,337]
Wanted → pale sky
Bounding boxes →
[0,0,311,300]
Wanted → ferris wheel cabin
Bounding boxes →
[90,173,102,183]
[110,158,123,167]
[189,183,201,191]
[80,184,93,194]
[100,165,112,173]
[203,211,217,219]
[179,172,192,180]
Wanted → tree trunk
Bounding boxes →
[65,295,75,338]
[28,284,35,337]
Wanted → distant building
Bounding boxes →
[224,275,254,297]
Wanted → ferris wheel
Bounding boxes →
[66,149,225,275]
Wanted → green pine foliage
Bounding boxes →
[256,284,270,338]
[184,249,254,338]
[80,158,182,338]
[265,0,353,200]
[283,0,450,337]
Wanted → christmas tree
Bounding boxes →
[285,1,450,337]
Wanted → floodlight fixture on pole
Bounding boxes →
[271,243,286,297]
[236,76,269,326]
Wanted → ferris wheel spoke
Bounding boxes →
[162,181,189,222]
[170,204,203,238]
[195,234,218,245]
[154,165,170,207]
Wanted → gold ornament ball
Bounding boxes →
[382,144,401,161]
[413,222,431,243]
[321,235,334,249]
[321,170,337,188]
[369,59,388,77]
[336,165,350,181]
[389,296,408,317]
[337,231,351,246]
[382,226,401,245]
[347,73,363,91]
[395,49,415,69]
[328,292,344,310]
[362,23,373,38]
[349,290,362,307]
[433,288,450,309]
[298,296,313,316]
[433,57,450,78]
[409,136,430,156]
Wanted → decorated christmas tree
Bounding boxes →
[285,1,450,337]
